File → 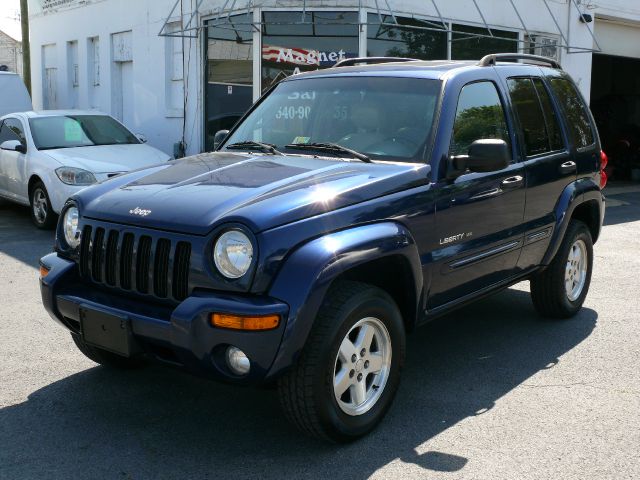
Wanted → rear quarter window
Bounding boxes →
[548,78,595,149]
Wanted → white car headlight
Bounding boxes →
[214,230,254,279]
[63,206,81,249]
[55,167,97,186]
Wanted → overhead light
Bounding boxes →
[580,13,593,23]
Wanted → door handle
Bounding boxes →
[559,161,577,174]
[501,175,524,189]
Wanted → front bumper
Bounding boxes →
[39,253,289,383]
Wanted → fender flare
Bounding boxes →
[542,178,604,265]
[265,221,422,379]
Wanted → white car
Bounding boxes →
[0,111,172,228]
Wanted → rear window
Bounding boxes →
[549,78,594,148]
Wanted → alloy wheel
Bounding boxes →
[32,188,48,225]
[333,317,392,416]
[565,239,588,301]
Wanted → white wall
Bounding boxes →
[28,0,640,156]
[28,0,202,157]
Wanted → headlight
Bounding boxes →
[62,206,81,249]
[55,167,97,186]
[214,230,253,279]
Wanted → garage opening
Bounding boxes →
[590,54,640,182]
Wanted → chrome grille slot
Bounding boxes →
[79,225,92,276]
[120,233,134,290]
[173,242,191,301]
[136,236,152,294]
[153,239,171,298]
[104,230,119,286]
[91,227,105,282]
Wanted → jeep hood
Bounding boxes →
[78,152,430,235]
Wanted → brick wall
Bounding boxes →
[0,30,22,76]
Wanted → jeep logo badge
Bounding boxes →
[129,207,151,217]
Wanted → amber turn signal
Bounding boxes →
[210,313,280,331]
[39,265,51,278]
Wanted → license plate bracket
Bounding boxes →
[80,306,135,357]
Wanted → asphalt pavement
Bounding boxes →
[0,186,639,480]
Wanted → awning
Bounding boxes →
[159,0,601,55]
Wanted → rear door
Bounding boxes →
[497,70,597,270]
[429,78,526,308]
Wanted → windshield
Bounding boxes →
[223,76,441,162]
[29,115,139,150]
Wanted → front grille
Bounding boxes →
[79,225,192,302]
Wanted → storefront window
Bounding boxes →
[367,14,447,60]
[204,14,254,151]
[451,24,518,60]
[261,11,359,93]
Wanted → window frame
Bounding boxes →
[448,79,513,162]
[506,76,567,159]
[0,118,26,146]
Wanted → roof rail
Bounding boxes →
[333,57,419,68]
[478,53,562,69]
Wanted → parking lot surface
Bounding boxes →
[1,189,639,480]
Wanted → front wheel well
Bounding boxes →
[570,200,601,243]
[333,255,418,332]
[28,175,44,197]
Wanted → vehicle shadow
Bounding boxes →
[0,287,597,479]
[603,192,640,226]
[0,201,54,269]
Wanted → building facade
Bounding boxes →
[27,0,640,163]
[0,29,22,76]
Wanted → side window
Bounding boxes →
[532,78,564,152]
[1,118,26,144]
[507,78,549,156]
[548,77,595,148]
[0,122,10,143]
[450,81,510,157]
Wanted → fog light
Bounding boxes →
[226,346,250,376]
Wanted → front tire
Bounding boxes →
[277,281,406,442]
[530,220,594,319]
[29,181,57,229]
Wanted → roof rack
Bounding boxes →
[333,57,419,68]
[478,53,562,69]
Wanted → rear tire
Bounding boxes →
[277,281,406,442]
[530,220,593,319]
[71,334,144,369]
[29,181,57,230]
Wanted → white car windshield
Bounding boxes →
[223,76,441,162]
[29,115,139,150]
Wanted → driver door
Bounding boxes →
[1,118,29,203]
[428,80,526,308]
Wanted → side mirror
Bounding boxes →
[135,133,147,143]
[213,130,230,150]
[451,139,510,175]
[0,140,26,154]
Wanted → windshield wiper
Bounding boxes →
[225,141,283,155]
[284,142,371,163]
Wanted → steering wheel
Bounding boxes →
[366,134,421,157]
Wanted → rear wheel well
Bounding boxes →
[334,255,418,332]
[571,200,601,243]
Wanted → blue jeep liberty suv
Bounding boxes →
[40,54,606,442]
